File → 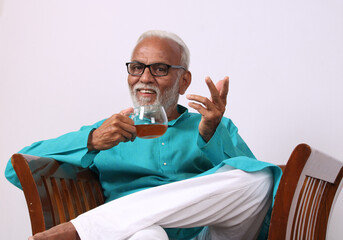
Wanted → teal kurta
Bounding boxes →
[5,105,282,239]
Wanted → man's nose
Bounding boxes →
[139,67,155,83]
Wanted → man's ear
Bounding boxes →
[178,71,192,95]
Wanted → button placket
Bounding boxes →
[159,136,169,169]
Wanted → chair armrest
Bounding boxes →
[11,153,104,235]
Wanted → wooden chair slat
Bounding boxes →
[69,180,83,216]
[50,178,66,224]
[11,154,105,235]
[268,144,343,240]
[77,180,90,211]
[60,179,75,220]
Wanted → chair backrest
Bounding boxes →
[268,144,343,240]
[11,153,105,235]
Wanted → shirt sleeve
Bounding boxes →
[197,117,255,166]
[4,120,105,189]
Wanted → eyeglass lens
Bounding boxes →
[128,63,169,76]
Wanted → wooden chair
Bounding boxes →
[268,143,343,240]
[11,143,342,239]
[11,153,104,235]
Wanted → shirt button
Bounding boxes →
[163,162,167,166]
[162,142,165,146]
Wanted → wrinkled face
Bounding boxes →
[128,37,184,114]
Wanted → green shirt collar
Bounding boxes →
[168,105,190,127]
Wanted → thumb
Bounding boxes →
[120,107,134,116]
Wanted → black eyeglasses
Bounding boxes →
[126,62,186,77]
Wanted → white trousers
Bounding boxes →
[71,166,273,240]
[128,225,169,240]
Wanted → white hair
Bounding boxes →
[136,30,190,70]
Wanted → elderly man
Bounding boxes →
[5,30,281,240]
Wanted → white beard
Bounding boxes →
[129,79,180,112]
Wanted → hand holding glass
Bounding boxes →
[131,105,168,139]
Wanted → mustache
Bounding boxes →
[133,83,160,94]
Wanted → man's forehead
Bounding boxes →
[131,37,182,63]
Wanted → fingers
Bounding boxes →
[186,76,229,142]
[205,76,221,104]
[187,93,215,110]
[116,120,137,142]
[187,76,229,112]
[91,113,137,150]
[108,114,136,141]
[188,101,207,115]
[216,76,229,106]
[120,107,134,116]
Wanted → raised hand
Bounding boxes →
[186,76,229,142]
[88,108,136,151]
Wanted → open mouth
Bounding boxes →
[137,88,157,95]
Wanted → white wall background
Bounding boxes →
[0,0,342,239]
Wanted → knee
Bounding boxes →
[128,225,168,240]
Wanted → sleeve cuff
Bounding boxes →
[197,122,230,165]
[80,128,100,168]
[81,150,99,168]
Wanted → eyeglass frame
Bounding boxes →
[125,61,187,77]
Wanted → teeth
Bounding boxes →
[140,89,155,94]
